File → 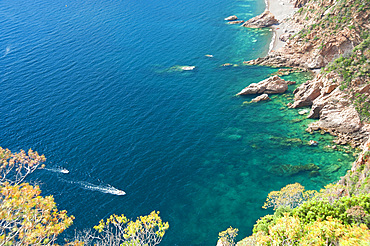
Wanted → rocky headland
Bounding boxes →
[217,0,370,244]
[241,10,278,28]
[240,0,370,193]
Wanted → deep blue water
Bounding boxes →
[0,0,356,245]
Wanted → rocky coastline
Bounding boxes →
[239,0,370,193]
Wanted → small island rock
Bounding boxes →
[241,10,278,28]
[227,20,244,25]
[224,15,238,21]
[250,94,270,103]
[236,75,288,95]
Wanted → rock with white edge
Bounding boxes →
[224,15,238,21]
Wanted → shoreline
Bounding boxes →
[265,0,297,53]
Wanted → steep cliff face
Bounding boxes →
[248,0,369,69]
[246,0,370,195]
[275,0,370,194]
[247,0,370,148]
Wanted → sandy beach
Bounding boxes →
[266,0,298,52]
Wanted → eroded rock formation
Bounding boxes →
[236,75,288,95]
[241,10,278,28]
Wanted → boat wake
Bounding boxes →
[44,167,70,174]
[79,182,126,195]
[60,178,126,196]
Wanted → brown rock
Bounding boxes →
[325,84,338,94]
[236,76,288,95]
[293,0,309,8]
[227,20,244,24]
[310,106,362,134]
[224,15,238,21]
[279,33,292,42]
[250,94,270,103]
[242,10,278,28]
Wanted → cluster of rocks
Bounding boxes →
[224,15,244,25]
[240,0,370,149]
[224,10,280,28]
[285,70,370,147]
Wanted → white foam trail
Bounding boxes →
[268,30,276,53]
[79,182,126,195]
[60,178,126,196]
[44,167,69,174]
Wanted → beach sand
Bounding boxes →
[266,0,298,52]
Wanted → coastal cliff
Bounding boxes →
[245,0,370,178]
[220,0,370,244]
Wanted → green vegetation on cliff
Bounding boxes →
[235,184,370,245]
[325,36,370,121]
[218,0,370,244]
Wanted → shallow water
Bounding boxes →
[0,0,356,245]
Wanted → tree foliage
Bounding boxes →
[90,211,169,246]
[0,182,74,245]
[238,214,370,246]
[293,193,370,227]
[263,183,317,210]
[218,227,238,246]
[0,147,170,246]
[0,148,74,245]
[236,183,370,245]
[0,147,46,185]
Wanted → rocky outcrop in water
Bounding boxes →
[241,10,278,28]
[245,0,370,148]
[269,163,320,177]
[236,75,288,95]
[250,94,270,103]
[224,15,238,21]
[227,20,244,25]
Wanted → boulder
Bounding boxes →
[250,94,270,103]
[311,106,362,134]
[224,15,238,21]
[293,0,310,8]
[279,33,292,42]
[227,20,244,24]
[307,104,323,119]
[324,84,338,94]
[236,76,288,95]
[289,80,321,108]
[242,10,278,28]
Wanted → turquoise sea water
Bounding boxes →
[0,0,356,245]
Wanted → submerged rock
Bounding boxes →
[221,63,235,67]
[241,10,278,28]
[270,163,320,176]
[227,134,243,141]
[169,65,196,72]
